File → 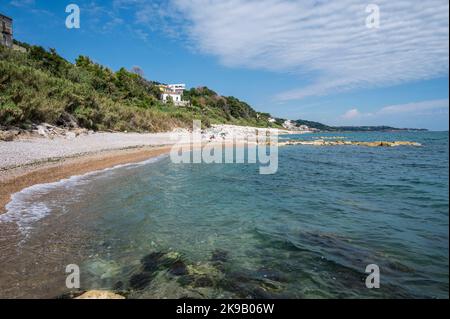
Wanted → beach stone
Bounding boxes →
[36,125,49,137]
[65,131,76,139]
[0,130,19,141]
[75,290,125,299]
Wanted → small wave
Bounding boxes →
[0,154,168,236]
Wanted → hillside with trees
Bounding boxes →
[0,41,280,132]
[294,119,426,132]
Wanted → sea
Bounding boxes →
[0,131,448,298]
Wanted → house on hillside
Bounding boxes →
[158,83,189,106]
[0,13,13,48]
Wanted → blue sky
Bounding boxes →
[1,0,449,130]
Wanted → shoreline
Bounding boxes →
[0,124,290,214]
[0,145,173,215]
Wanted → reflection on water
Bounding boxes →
[0,132,448,298]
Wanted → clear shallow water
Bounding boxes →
[0,132,448,298]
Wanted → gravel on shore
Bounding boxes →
[0,125,293,171]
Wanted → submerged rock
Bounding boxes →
[75,290,125,299]
[210,249,230,272]
[141,251,166,272]
[85,259,120,280]
[128,250,189,291]
[220,276,282,299]
[193,275,214,288]
[113,281,124,291]
[141,251,185,272]
[129,272,154,290]
[169,260,188,276]
[186,262,222,278]
[256,266,289,283]
[175,261,224,291]
[141,250,185,273]
[211,249,229,263]
[218,267,289,299]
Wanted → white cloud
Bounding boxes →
[168,0,449,100]
[10,0,35,7]
[378,99,450,115]
[111,0,183,37]
[341,99,449,121]
[342,108,362,120]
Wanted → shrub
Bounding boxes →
[0,44,277,131]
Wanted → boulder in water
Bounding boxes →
[169,260,188,276]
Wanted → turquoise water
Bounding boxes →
[0,131,448,298]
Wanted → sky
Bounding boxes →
[1,0,449,130]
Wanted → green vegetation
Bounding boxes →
[182,87,275,127]
[332,126,427,132]
[0,42,281,132]
[294,119,426,132]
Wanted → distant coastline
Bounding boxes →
[285,118,429,133]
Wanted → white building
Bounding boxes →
[159,83,186,105]
[283,120,296,130]
[298,125,310,131]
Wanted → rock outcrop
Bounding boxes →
[74,290,125,299]
[278,140,422,147]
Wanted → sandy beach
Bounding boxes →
[0,129,193,214]
[0,145,177,214]
[0,125,289,214]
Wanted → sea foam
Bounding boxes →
[0,154,168,236]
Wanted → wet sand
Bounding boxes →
[0,145,173,215]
